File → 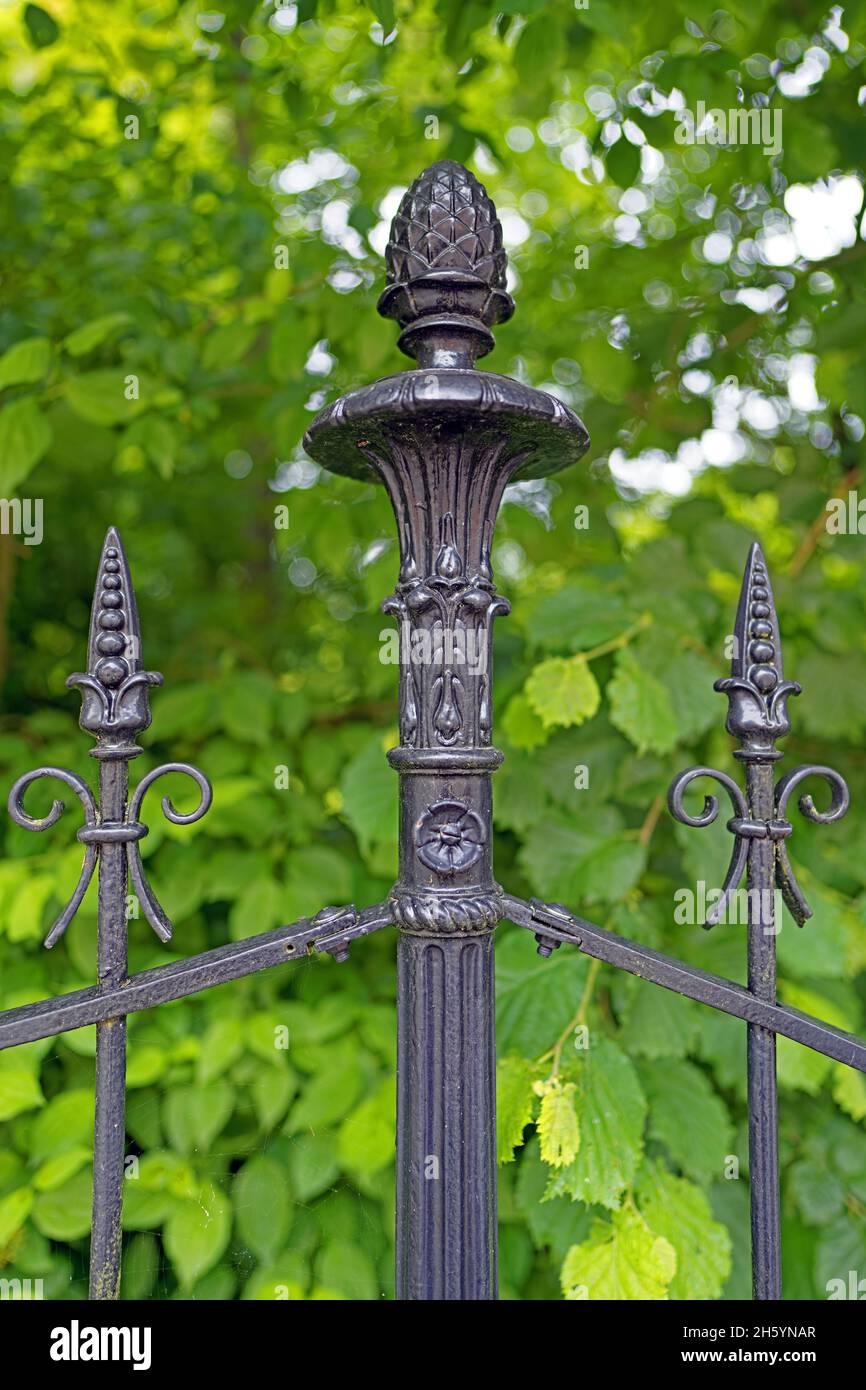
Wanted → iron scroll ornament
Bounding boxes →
[6,531,213,947]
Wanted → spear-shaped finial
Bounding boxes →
[669,540,849,930]
[67,528,163,752]
[714,541,801,758]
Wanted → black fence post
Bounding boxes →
[305,161,589,1298]
[669,542,849,1300]
[7,528,212,1299]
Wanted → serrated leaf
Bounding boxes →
[621,981,701,1059]
[789,1158,846,1226]
[547,1039,646,1208]
[636,1161,732,1299]
[526,655,600,730]
[608,648,678,754]
[497,1055,537,1164]
[571,835,646,904]
[515,1138,591,1259]
[496,927,588,1056]
[537,1079,580,1168]
[640,1059,733,1182]
[561,1207,676,1300]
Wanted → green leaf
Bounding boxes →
[30,1089,94,1162]
[641,1059,733,1182]
[164,1183,232,1288]
[547,1039,646,1209]
[367,0,395,31]
[65,370,145,425]
[64,312,132,356]
[515,1139,591,1260]
[162,1083,235,1154]
[571,835,646,904]
[337,1077,396,1177]
[832,1064,866,1122]
[0,397,52,492]
[636,1161,732,1299]
[522,586,632,654]
[496,1055,537,1164]
[526,655,600,730]
[608,648,678,754]
[32,1147,92,1192]
[217,671,274,743]
[197,1017,244,1084]
[0,1187,33,1246]
[502,692,549,751]
[201,323,258,373]
[23,3,59,47]
[0,337,50,390]
[32,1168,93,1241]
[496,927,588,1056]
[621,982,701,1059]
[0,1062,44,1120]
[537,1079,580,1168]
[515,16,562,87]
[340,733,397,861]
[561,1207,676,1300]
[288,1054,363,1133]
[228,877,284,942]
[606,136,641,189]
[252,1065,297,1130]
[315,1238,378,1300]
[789,1158,846,1226]
[287,1133,340,1202]
[234,1156,292,1261]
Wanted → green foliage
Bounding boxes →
[1,0,866,1301]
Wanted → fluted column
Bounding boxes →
[396,930,496,1300]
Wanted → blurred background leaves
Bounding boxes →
[0,0,865,1299]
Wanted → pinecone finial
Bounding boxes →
[377,160,514,368]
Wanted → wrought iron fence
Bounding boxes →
[1,159,864,1303]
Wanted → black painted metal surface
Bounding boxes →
[669,543,848,1300]
[7,530,212,1300]
[0,159,863,1304]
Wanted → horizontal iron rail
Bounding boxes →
[504,895,866,1074]
[0,903,391,1051]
